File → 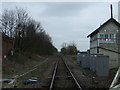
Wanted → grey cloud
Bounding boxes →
[39,2,94,17]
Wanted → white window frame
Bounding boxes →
[99,33,116,43]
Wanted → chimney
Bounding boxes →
[110,4,113,18]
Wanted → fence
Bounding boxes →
[77,53,109,76]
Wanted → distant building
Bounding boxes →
[2,33,14,58]
[87,5,120,69]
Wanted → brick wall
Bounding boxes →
[2,36,14,57]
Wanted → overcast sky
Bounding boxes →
[1,2,118,51]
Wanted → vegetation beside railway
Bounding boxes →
[2,55,57,88]
[1,7,57,57]
[3,54,46,79]
[2,7,58,87]
[60,42,79,55]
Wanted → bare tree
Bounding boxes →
[1,10,16,37]
[1,7,57,55]
[15,7,30,38]
[0,7,30,38]
[16,7,29,24]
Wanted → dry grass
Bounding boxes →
[2,53,46,79]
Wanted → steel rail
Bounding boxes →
[49,56,82,90]
[49,61,58,90]
[61,56,82,90]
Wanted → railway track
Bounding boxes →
[49,55,82,90]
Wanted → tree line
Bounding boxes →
[60,42,79,55]
[0,7,57,55]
